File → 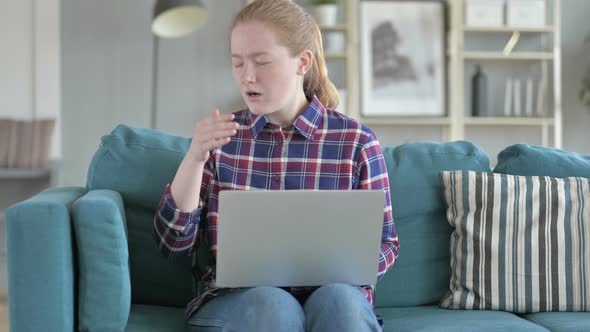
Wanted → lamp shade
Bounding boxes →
[152,0,207,38]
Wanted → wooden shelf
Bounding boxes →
[464,117,555,126]
[325,52,347,60]
[463,26,554,33]
[341,0,562,148]
[0,168,51,179]
[319,24,347,32]
[463,52,553,60]
[361,117,451,126]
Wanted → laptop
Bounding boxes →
[214,190,385,288]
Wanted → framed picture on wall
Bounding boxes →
[360,0,446,117]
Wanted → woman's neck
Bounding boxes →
[266,90,310,127]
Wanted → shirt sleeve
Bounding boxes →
[153,154,215,257]
[356,135,399,282]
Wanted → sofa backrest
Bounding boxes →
[494,143,590,178]
[86,124,194,307]
[86,125,496,309]
[374,141,492,308]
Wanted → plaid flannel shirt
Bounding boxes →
[153,96,399,325]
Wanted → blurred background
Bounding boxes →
[0,1,589,328]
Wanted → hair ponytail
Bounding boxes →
[304,23,339,109]
[232,0,340,109]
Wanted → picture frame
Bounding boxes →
[360,0,446,117]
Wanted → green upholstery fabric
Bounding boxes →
[6,187,86,332]
[125,304,187,332]
[494,144,590,178]
[375,141,491,308]
[377,306,550,332]
[524,312,590,332]
[11,124,588,331]
[72,190,131,332]
[86,124,195,306]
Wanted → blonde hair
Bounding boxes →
[231,0,339,109]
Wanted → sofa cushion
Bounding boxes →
[126,304,187,332]
[524,312,590,332]
[72,190,131,332]
[440,170,590,312]
[376,306,549,332]
[494,144,590,178]
[375,141,491,308]
[87,124,195,307]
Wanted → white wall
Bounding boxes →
[0,0,61,161]
[36,0,62,161]
[561,0,590,154]
[155,0,245,135]
[58,0,590,186]
[0,1,33,120]
[60,0,244,187]
[60,0,154,186]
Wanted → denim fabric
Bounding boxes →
[304,283,381,332]
[187,284,380,332]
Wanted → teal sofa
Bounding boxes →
[6,124,590,332]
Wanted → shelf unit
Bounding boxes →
[324,52,348,60]
[0,168,51,179]
[464,116,554,126]
[317,0,359,130]
[463,26,554,33]
[342,0,457,139]
[449,0,562,148]
[462,52,554,61]
[247,0,562,150]
[362,117,451,126]
[340,0,433,129]
[319,24,347,32]
[338,0,561,148]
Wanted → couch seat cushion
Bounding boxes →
[377,306,549,332]
[524,312,590,332]
[126,304,186,332]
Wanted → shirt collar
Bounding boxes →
[247,95,325,140]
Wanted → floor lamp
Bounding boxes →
[150,0,208,129]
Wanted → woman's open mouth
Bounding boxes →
[246,91,262,101]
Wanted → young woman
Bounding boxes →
[153,0,399,331]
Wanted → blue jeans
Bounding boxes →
[187,283,381,332]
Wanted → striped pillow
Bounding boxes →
[439,170,590,313]
[0,118,55,169]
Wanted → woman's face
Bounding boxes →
[230,21,305,118]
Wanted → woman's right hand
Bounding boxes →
[188,109,239,164]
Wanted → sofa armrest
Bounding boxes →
[72,189,131,332]
[6,187,86,332]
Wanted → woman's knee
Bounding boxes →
[242,287,302,313]
[188,287,304,332]
[306,283,366,308]
[238,287,305,331]
[304,284,380,332]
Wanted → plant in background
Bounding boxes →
[308,0,339,26]
[581,71,590,111]
[581,33,590,112]
[308,0,338,5]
